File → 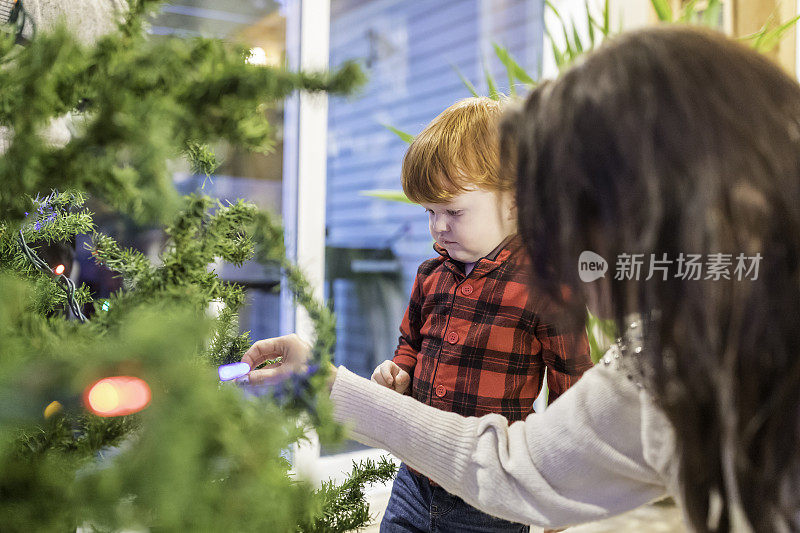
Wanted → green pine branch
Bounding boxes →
[0,17,365,224]
[0,2,372,529]
[300,457,398,533]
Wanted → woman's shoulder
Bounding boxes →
[559,346,678,487]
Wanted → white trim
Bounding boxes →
[281,0,301,337]
[282,0,332,478]
[797,0,800,81]
[294,0,330,344]
[281,0,331,341]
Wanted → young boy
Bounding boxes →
[372,97,593,532]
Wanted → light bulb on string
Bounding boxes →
[84,376,151,417]
[246,47,268,66]
[53,264,65,276]
[44,401,63,419]
[218,361,250,381]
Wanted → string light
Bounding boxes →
[218,361,250,381]
[246,47,268,66]
[53,263,65,275]
[44,400,62,419]
[84,376,151,417]
[16,191,87,322]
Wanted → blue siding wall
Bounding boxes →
[326,0,544,373]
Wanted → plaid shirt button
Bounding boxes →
[391,235,593,421]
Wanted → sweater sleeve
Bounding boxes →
[331,360,670,528]
[24,0,129,43]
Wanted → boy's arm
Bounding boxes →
[535,296,594,404]
[392,268,425,377]
[541,325,593,403]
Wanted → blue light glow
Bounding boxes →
[218,362,250,381]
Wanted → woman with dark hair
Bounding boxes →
[243,26,800,532]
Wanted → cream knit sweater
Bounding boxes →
[22,0,129,43]
[331,360,680,529]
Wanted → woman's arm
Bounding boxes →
[331,362,670,528]
[23,0,129,42]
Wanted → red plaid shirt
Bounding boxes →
[393,234,593,422]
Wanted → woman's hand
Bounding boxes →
[241,334,313,385]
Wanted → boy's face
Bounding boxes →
[421,188,516,263]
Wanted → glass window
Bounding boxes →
[325,0,544,376]
[77,2,288,343]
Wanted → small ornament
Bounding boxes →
[218,361,250,381]
[84,376,151,417]
[44,400,63,418]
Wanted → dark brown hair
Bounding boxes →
[504,27,800,532]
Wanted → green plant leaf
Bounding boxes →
[650,0,673,22]
[547,30,566,69]
[483,57,501,100]
[359,189,415,204]
[502,51,516,97]
[585,309,618,363]
[701,0,722,27]
[588,0,611,39]
[381,124,415,144]
[545,0,563,21]
[749,14,800,52]
[747,21,771,50]
[493,43,535,85]
[560,21,576,60]
[746,12,779,50]
[547,0,576,62]
[451,62,480,97]
[677,0,699,23]
[572,19,584,54]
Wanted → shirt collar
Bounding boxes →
[433,233,524,278]
[484,234,518,261]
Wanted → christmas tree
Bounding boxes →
[0,1,395,531]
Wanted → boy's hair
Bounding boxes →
[402,96,510,204]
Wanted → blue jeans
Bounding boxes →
[381,464,530,533]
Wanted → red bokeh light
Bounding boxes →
[83,376,151,417]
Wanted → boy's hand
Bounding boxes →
[371,360,411,394]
